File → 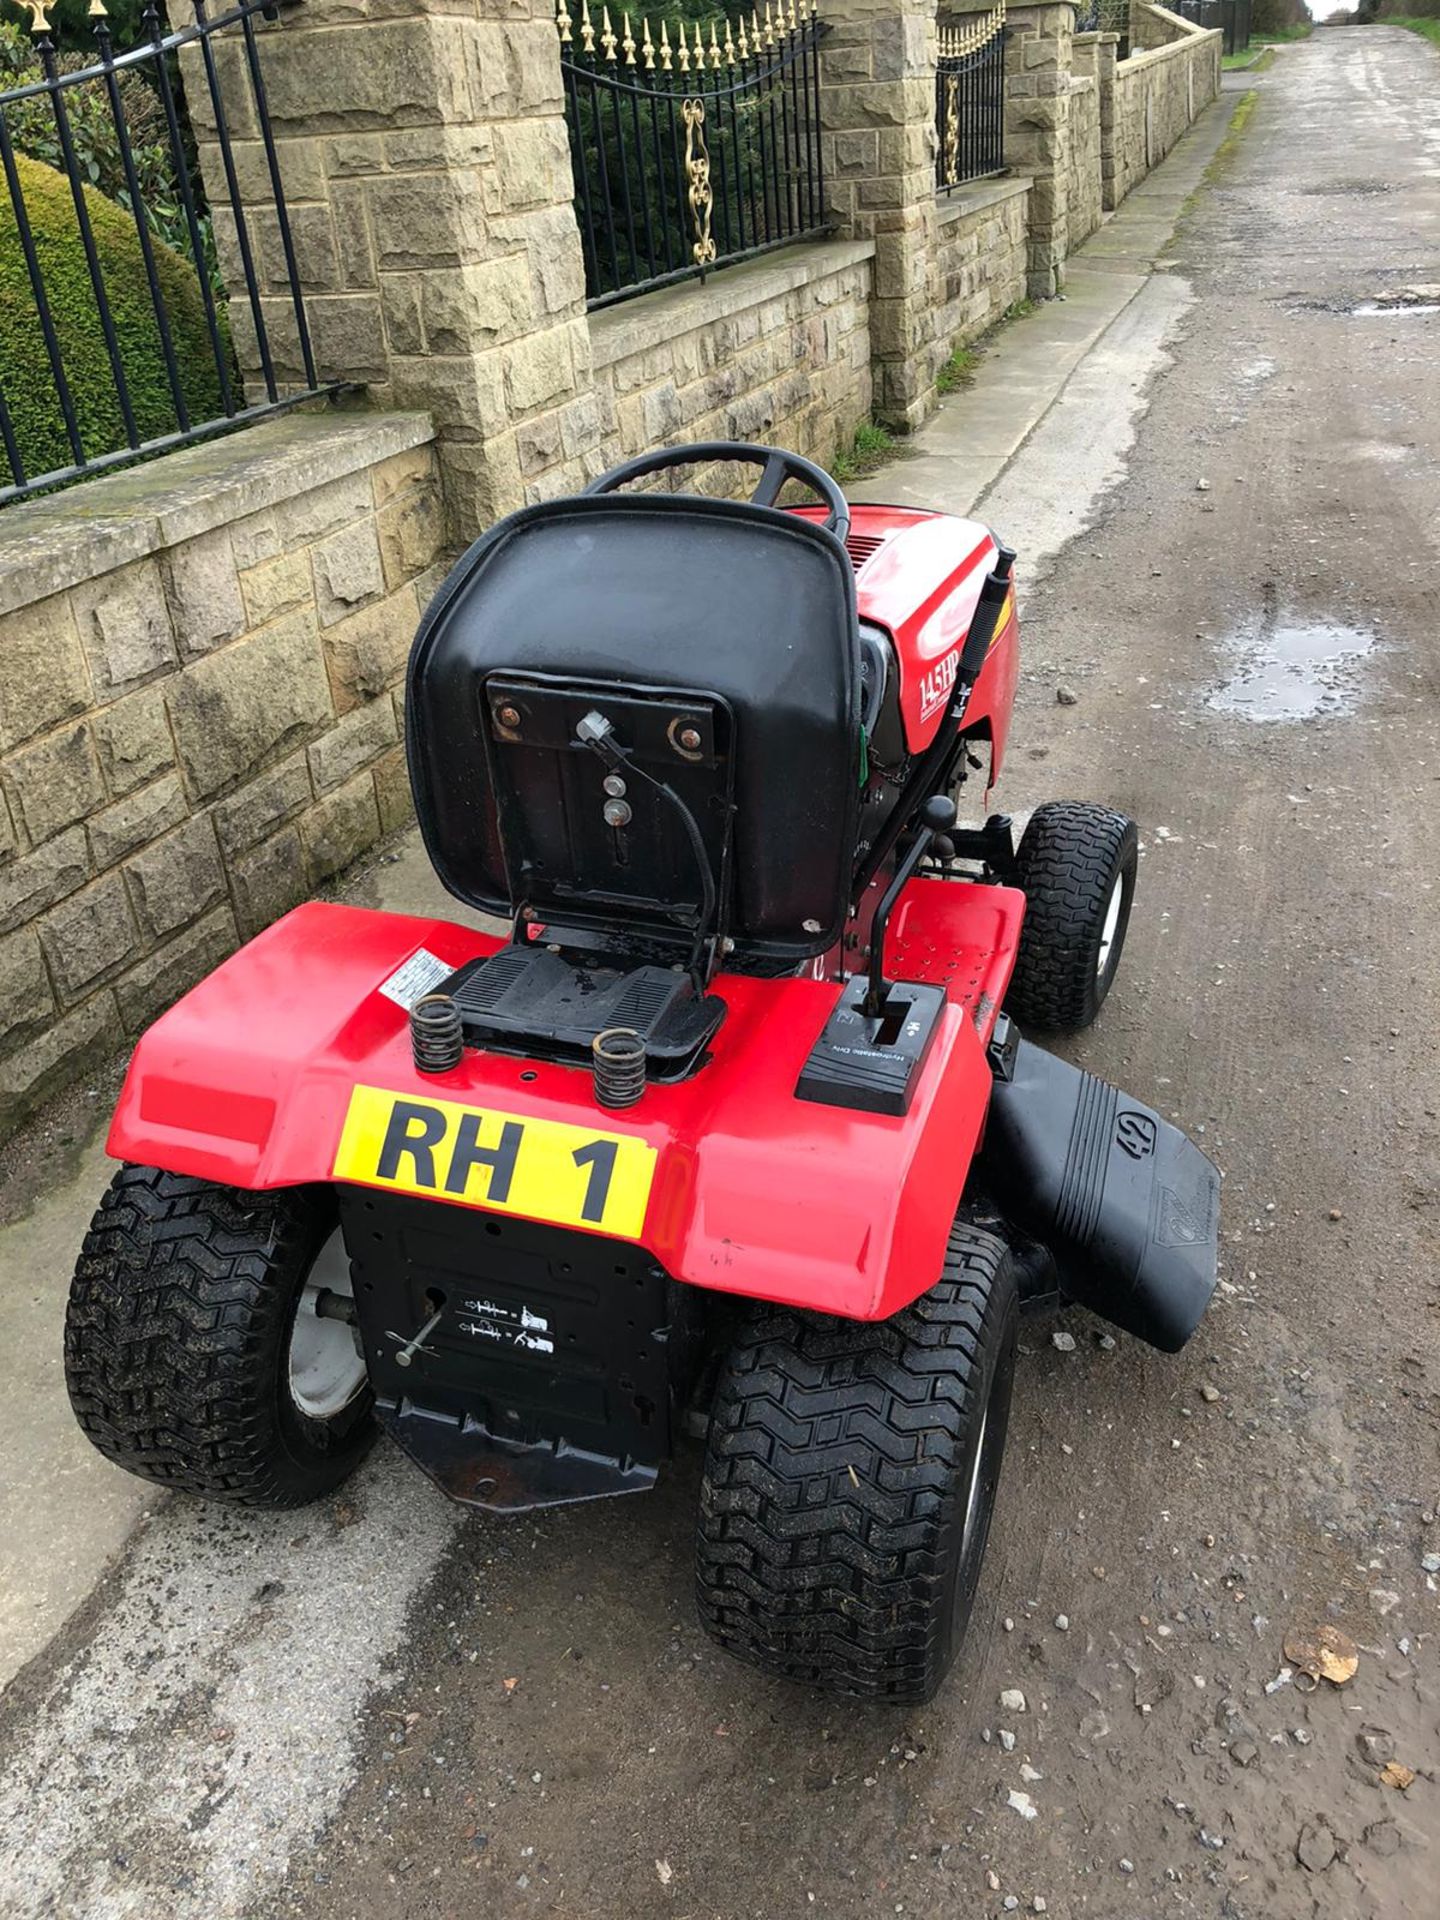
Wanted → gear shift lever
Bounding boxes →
[863,795,958,1018]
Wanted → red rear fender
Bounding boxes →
[110,887,1023,1321]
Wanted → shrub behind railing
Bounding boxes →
[0,0,335,506]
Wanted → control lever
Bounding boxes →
[863,795,957,1018]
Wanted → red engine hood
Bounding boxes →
[795,503,1003,754]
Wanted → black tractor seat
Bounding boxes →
[408,492,860,962]
[403,468,864,1077]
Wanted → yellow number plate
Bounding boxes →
[332,1085,657,1240]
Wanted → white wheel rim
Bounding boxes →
[1096,874,1124,979]
[288,1228,368,1422]
[960,1399,990,1549]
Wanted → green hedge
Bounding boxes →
[0,151,233,486]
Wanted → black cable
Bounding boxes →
[577,722,719,987]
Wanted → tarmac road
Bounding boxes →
[2,25,1438,1920]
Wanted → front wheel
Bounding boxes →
[65,1167,375,1508]
[1006,801,1138,1031]
[695,1216,1019,1703]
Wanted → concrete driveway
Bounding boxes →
[2,27,1437,1919]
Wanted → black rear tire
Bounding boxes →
[1007,801,1138,1031]
[695,1216,1019,1703]
[65,1166,375,1508]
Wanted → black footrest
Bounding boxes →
[976,1039,1220,1352]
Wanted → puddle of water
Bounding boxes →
[1352,302,1440,318]
[1208,619,1375,723]
[1349,440,1409,463]
[1298,179,1391,197]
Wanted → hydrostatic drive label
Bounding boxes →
[377,948,453,1010]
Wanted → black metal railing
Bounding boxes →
[558,2,828,310]
[1166,0,1251,54]
[0,0,335,507]
[1073,0,1129,35]
[936,9,1007,195]
[1073,0,1129,57]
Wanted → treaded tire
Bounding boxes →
[1007,801,1138,1032]
[65,1166,374,1508]
[695,1216,1019,1703]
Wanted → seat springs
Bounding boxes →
[411,993,464,1074]
[592,1027,647,1108]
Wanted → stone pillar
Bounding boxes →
[187,0,601,543]
[1003,3,1074,300]
[1083,31,1123,210]
[819,0,943,430]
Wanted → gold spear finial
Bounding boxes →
[763,0,775,50]
[659,17,672,68]
[20,0,54,32]
[88,0,109,18]
[709,21,721,68]
[580,0,595,54]
[641,13,654,66]
[600,3,617,61]
[555,0,571,42]
[723,17,736,67]
[738,12,749,57]
[622,10,635,63]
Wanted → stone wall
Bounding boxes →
[189,0,1221,453]
[1107,7,1222,209]
[0,412,438,1134]
[591,243,875,476]
[932,178,1030,372]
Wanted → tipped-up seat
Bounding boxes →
[404,455,863,1075]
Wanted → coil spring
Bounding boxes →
[592,1027,646,1109]
[411,993,463,1074]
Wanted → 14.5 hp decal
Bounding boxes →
[917,588,1014,723]
[332,1085,657,1239]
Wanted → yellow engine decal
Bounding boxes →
[993,586,1015,641]
[332,1084,657,1240]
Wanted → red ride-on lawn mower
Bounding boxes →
[65,443,1219,1702]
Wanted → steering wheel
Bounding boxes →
[581,440,850,542]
